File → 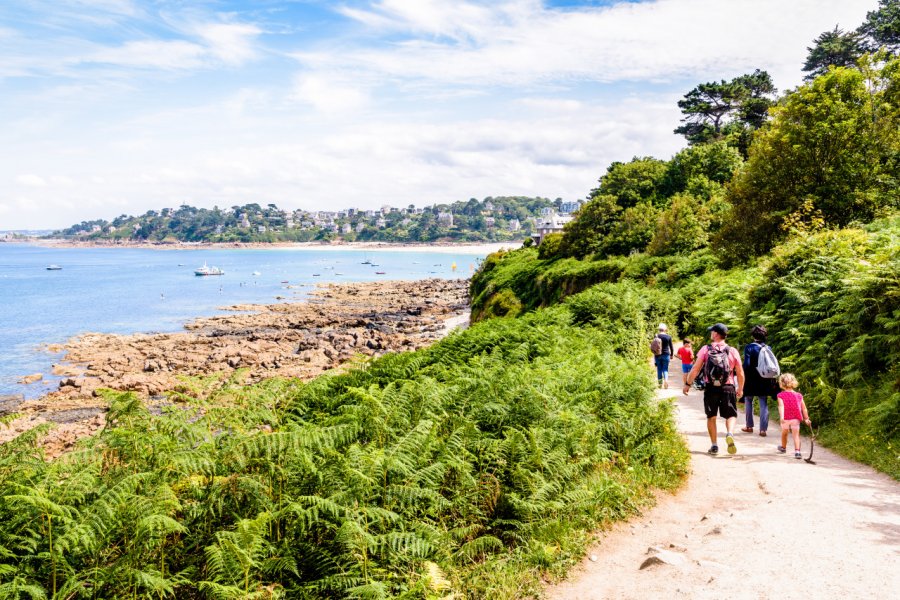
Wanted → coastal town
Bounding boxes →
[35,196,584,245]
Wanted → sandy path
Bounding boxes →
[548,371,900,599]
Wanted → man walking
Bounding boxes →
[684,323,745,455]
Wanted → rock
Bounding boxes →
[19,373,43,384]
[227,356,242,368]
[640,548,687,569]
[705,526,723,536]
[588,554,598,562]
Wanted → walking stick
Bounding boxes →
[804,421,817,464]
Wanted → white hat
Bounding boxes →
[658,323,668,332]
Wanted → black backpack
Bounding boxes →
[704,344,733,387]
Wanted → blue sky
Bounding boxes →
[0,0,875,229]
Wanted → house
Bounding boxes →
[437,212,454,227]
[560,200,583,214]
[355,222,366,233]
[484,200,495,212]
[258,225,267,233]
[342,223,352,234]
[532,213,573,245]
[508,219,521,232]
[240,215,251,228]
[485,217,496,228]
[376,218,387,228]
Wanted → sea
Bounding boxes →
[0,243,492,399]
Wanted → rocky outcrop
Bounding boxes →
[5,278,470,458]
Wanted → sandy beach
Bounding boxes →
[1,278,471,458]
[28,239,519,255]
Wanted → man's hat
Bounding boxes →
[707,323,728,337]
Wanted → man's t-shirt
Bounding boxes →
[696,342,741,386]
[677,346,694,365]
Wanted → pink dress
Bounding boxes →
[778,390,804,421]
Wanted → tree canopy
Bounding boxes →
[715,58,900,259]
[802,26,868,80]
[673,70,776,153]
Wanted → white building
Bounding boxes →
[559,200,583,214]
[437,212,454,227]
[533,213,573,245]
[485,217,496,228]
[508,219,521,232]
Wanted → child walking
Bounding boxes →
[776,373,811,459]
[677,339,694,385]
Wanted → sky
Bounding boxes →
[0,0,876,229]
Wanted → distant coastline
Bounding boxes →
[25,238,519,255]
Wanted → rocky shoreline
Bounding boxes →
[1,278,470,457]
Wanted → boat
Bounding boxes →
[195,262,224,276]
[46,265,62,270]
[375,271,386,275]
[312,274,321,277]
[252,271,261,276]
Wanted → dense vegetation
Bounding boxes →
[52,197,557,244]
[470,20,900,478]
[0,301,688,598]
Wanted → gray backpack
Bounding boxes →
[756,344,780,379]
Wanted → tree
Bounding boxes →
[714,59,900,260]
[674,70,776,150]
[592,157,670,208]
[558,194,621,258]
[664,141,743,193]
[646,193,710,256]
[802,26,868,80]
[859,0,900,53]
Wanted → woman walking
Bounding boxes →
[741,325,779,437]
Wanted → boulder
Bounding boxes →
[19,373,43,384]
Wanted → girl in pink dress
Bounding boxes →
[776,373,811,459]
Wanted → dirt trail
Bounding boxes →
[548,369,900,600]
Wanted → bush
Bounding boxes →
[0,308,690,598]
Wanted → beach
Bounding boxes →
[1,277,471,458]
[28,238,519,255]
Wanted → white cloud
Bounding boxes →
[15,174,47,187]
[310,0,873,90]
[194,22,262,67]
[78,39,206,70]
[290,74,370,113]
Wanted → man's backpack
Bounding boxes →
[703,344,733,387]
[650,336,662,356]
[756,344,780,379]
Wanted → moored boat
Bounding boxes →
[46,264,62,270]
[195,262,224,276]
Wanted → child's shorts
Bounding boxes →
[681,363,693,374]
[781,419,800,432]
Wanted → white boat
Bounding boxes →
[46,265,62,270]
[252,271,261,276]
[195,262,224,276]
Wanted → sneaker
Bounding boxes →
[708,445,719,455]
[777,446,786,453]
[794,452,802,459]
[726,434,737,455]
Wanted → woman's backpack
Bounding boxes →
[756,344,781,379]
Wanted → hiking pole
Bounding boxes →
[804,421,817,464]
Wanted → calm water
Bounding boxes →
[0,244,487,398]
